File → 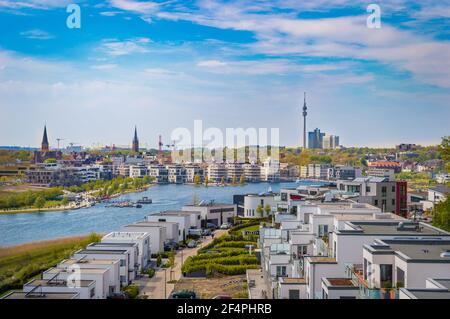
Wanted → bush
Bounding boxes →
[142,267,155,278]
[123,285,139,299]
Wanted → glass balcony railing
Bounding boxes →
[345,264,399,299]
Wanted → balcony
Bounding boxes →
[345,264,399,299]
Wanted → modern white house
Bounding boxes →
[146,211,191,241]
[121,222,167,253]
[304,221,450,299]
[361,238,450,291]
[57,258,120,295]
[243,193,275,218]
[133,221,179,243]
[23,278,96,299]
[101,232,151,269]
[72,248,132,285]
[41,267,110,299]
[2,291,81,299]
[182,202,237,226]
[86,242,139,278]
[400,278,450,299]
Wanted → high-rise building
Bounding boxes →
[308,128,325,149]
[322,134,340,149]
[132,126,139,153]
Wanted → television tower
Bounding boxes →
[302,92,308,149]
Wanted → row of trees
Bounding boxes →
[0,188,63,210]
[433,136,449,231]
[193,174,246,186]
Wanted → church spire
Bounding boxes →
[132,126,139,153]
[41,125,49,152]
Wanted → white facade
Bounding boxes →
[146,212,191,241]
[183,203,237,226]
[101,232,151,269]
[121,222,166,253]
[244,194,275,218]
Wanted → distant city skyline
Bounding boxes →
[0,1,449,148]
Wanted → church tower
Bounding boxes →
[41,125,49,152]
[132,126,139,153]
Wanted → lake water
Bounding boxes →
[0,181,321,246]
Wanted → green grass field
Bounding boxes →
[0,233,100,295]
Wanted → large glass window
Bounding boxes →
[380,264,393,287]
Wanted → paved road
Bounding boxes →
[136,229,228,299]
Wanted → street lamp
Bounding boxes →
[164,268,167,299]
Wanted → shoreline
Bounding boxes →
[0,184,154,215]
[0,233,105,251]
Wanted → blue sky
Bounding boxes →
[0,0,449,149]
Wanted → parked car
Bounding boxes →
[206,222,218,229]
[220,223,231,229]
[171,290,197,299]
[202,229,212,236]
[212,294,232,299]
[164,241,180,251]
[187,240,198,248]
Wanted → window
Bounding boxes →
[374,199,378,206]
[120,259,126,267]
[392,199,395,205]
[90,288,95,298]
[392,186,395,192]
[297,245,308,256]
[289,290,300,299]
[366,186,371,192]
[318,225,329,237]
[396,267,405,288]
[380,264,393,287]
[276,266,287,277]
[322,289,328,299]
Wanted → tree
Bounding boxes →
[298,150,310,166]
[193,174,201,185]
[61,197,69,206]
[231,176,237,185]
[221,176,225,185]
[156,254,162,267]
[439,136,450,173]
[44,158,57,164]
[433,196,450,232]
[240,175,245,185]
[34,196,46,211]
[256,205,264,217]
[204,176,209,187]
[264,204,272,216]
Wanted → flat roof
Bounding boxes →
[367,239,450,262]
[307,256,337,264]
[46,267,108,274]
[2,292,80,299]
[26,279,94,288]
[76,249,127,255]
[61,258,118,266]
[332,213,404,221]
[279,278,306,284]
[322,278,358,289]
[337,221,449,236]
[103,231,148,239]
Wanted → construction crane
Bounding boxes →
[56,138,66,150]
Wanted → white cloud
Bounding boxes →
[0,0,71,10]
[20,29,54,40]
[197,60,227,68]
[100,38,152,56]
[91,64,118,70]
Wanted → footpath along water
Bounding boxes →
[0,181,325,246]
